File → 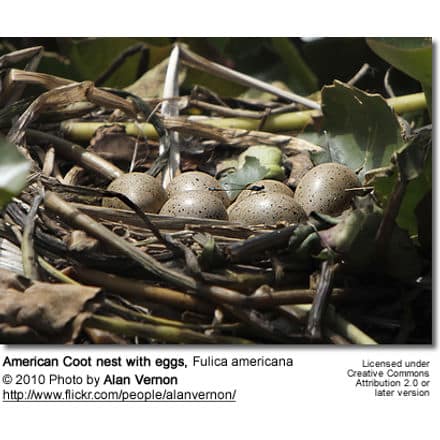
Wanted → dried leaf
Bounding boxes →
[85,327,128,344]
[65,230,99,252]
[0,269,102,343]
[0,323,46,343]
[0,268,30,291]
[125,57,187,99]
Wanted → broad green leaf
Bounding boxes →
[373,141,431,236]
[136,37,172,47]
[66,38,171,88]
[270,37,318,95]
[37,51,82,82]
[385,223,423,282]
[415,190,431,254]
[318,81,404,180]
[301,38,374,87]
[0,137,30,209]
[367,37,432,85]
[220,156,270,201]
[318,196,422,282]
[180,37,246,96]
[374,168,431,235]
[297,131,327,148]
[67,38,142,87]
[367,38,432,116]
[182,37,318,97]
[208,38,231,53]
[394,129,431,182]
[318,196,383,270]
[184,68,246,97]
[422,83,432,117]
[237,145,284,180]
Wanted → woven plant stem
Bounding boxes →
[86,315,252,344]
[27,129,123,181]
[60,91,426,142]
[21,192,44,280]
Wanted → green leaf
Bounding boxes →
[182,37,318,97]
[415,190,431,254]
[136,37,172,47]
[179,38,246,96]
[373,133,432,236]
[386,225,423,282]
[301,38,374,88]
[184,68,246,97]
[237,145,284,180]
[422,83,432,117]
[367,37,432,85]
[0,137,30,209]
[394,130,431,182]
[270,37,318,94]
[318,196,422,282]
[317,81,404,180]
[318,197,383,269]
[198,234,225,270]
[220,156,270,201]
[66,38,171,88]
[37,51,82,82]
[208,38,231,53]
[367,38,432,117]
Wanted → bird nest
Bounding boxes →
[0,44,431,344]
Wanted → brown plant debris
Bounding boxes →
[0,269,101,343]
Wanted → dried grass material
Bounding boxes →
[0,44,420,345]
[0,268,101,343]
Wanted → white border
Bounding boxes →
[1,2,438,437]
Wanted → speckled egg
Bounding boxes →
[228,192,306,225]
[293,163,360,216]
[159,192,228,220]
[167,171,230,207]
[234,179,295,205]
[102,172,167,212]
